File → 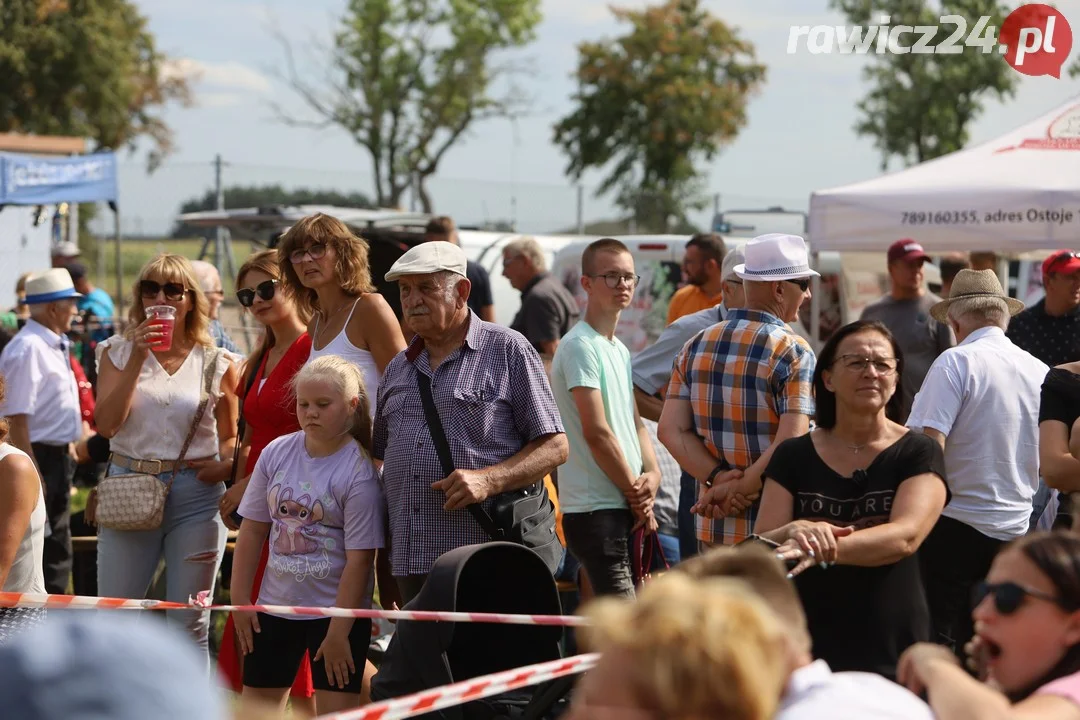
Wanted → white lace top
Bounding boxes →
[95,338,230,461]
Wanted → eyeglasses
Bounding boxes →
[972,581,1071,615]
[289,243,328,264]
[835,355,898,374]
[588,273,640,289]
[786,277,811,292]
[236,279,279,307]
[139,280,186,302]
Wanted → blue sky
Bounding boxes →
[116,0,1080,236]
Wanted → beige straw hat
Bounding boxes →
[929,268,1025,323]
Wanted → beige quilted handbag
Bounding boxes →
[96,349,220,531]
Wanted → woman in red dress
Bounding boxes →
[217,250,315,713]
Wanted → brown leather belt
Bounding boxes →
[109,453,215,475]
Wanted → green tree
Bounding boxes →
[170,184,375,237]
[274,0,540,212]
[0,0,191,169]
[831,0,1017,169]
[552,0,766,233]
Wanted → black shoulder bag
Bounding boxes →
[416,372,562,575]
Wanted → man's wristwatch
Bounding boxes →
[704,465,727,488]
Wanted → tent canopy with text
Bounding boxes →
[810,96,1080,253]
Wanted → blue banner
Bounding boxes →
[0,151,118,205]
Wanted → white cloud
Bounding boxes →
[162,58,273,94]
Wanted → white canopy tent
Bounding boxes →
[810,95,1080,252]
[805,95,1080,347]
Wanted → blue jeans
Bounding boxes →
[97,465,227,666]
[658,532,681,566]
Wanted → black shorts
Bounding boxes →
[242,613,372,693]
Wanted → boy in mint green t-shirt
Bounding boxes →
[550,238,661,598]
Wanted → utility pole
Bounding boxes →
[198,154,253,350]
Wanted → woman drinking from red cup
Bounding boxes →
[93,253,239,667]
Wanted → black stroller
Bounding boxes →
[371,542,576,720]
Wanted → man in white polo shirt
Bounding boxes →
[0,269,83,594]
[906,269,1049,660]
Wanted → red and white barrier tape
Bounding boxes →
[0,591,588,627]
[315,653,597,720]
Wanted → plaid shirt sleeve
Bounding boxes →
[775,341,817,416]
[667,339,694,402]
[508,337,565,441]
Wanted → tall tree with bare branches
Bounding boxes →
[275,0,540,211]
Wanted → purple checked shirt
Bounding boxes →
[372,312,565,576]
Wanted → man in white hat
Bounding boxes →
[0,268,84,594]
[371,241,568,606]
[906,268,1048,662]
[658,233,817,549]
[633,245,746,561]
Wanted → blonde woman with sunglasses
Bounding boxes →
[93,253,239,665]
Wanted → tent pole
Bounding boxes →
[114,207,123,320]
[809,251,821,352]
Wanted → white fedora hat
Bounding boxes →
[734,233,820,282]
[24,268,83,305]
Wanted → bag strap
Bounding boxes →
[172,347,219,473]
[228,348,267,487]
[415,371,504,541]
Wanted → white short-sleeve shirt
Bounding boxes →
[0,320,82,445]
[95,338,229,460]
[906,326,1049,540]
[777,660,934,720]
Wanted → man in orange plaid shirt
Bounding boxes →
[658,234,818,548]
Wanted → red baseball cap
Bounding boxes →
[1042,250,1080,276]
[887,239,930,265]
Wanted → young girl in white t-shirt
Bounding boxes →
[231,355,385,714]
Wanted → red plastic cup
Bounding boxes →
[145,305,177,351]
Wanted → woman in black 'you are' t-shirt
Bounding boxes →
[755,320,949,681]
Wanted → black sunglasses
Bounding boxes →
[236,279,279,307]
[139,280,186,302]
[972,581,1070,615]
[786,277,811,292]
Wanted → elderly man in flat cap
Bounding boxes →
[372,241,568,606]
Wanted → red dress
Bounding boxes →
[218,333,314,696]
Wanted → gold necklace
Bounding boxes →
[317,298,353,345]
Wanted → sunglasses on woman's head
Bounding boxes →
[972,581,1069,615]
[139,280,186,301]
[236,279,278,307]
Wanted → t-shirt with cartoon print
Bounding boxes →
[239,430,386,615]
